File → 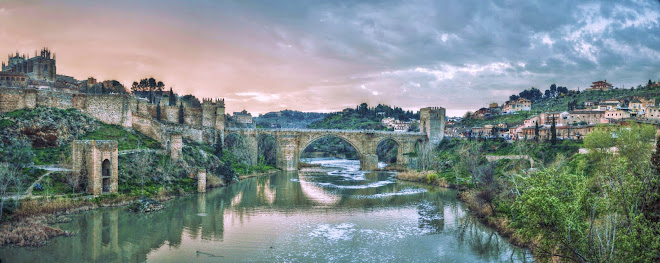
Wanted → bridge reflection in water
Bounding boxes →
[0,159,530,262]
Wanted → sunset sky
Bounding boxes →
[1,0,659,116]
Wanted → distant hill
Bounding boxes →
[308,103,419,131]
[254,110,328,128]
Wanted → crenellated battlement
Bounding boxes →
[202,98,225,108]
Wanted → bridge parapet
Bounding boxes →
[225,127,425,136]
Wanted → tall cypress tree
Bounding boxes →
[156,103,161,121]
[178,101,184,124]
[534,121,540,143]
[550,116,557,145]
[168,88,176,106]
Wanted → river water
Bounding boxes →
[1,158,530,262]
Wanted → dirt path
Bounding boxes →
[26,171,53,196]
[25,165,73,196]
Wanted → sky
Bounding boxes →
[1,0,659,116]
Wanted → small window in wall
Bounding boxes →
[21,78,25,81]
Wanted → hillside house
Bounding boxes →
[502,97,531,113]
[587,80,613,91]
[604,109,631,121]
[568,110,605,125]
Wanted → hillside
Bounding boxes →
[457,81,660,128]
[0,107,161,165]
[308,103,419,130]
[254,110,327,128]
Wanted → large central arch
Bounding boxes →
[299,134,363,162]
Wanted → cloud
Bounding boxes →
[0,0,659,116]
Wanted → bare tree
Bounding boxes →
[0,163,19,221]
[458,143,483,185]
[134,151,155,196]
[417,142,435,172]
[158,155,174,190]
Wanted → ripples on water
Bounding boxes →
[0,157,531,263]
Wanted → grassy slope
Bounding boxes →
[1,108,161,165]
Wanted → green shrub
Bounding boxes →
[426,173,438,184]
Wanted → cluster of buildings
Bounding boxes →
[1,48,124,93]
[471,97,533,119]
[229,110,254,127]
[381,117,418,132]
[458,96,660,141]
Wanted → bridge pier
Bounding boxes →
[276,134,299,171]
[360,154,379,170]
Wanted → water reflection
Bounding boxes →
[0,158,530,262]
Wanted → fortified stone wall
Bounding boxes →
[0,88,33,113]
[184,107,202,127]
[164,105,178,123]
[132,113,165,143]
[85,94,133,128]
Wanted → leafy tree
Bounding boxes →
[509,94,520,101]
[0,138,34,168]
[583,126,615,163]
[513,162,593,262]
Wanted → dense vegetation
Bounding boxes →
[420,123,660,262]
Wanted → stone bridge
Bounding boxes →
[226,128,428,170]
[225,107,445,171]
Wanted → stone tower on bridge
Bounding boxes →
[420,107,445,146]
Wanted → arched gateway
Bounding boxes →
[224,106,445,171]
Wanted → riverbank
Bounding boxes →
[237,168,280,180]
[395,170,532,252]
[0,168,281,248]
[0,195,139,247]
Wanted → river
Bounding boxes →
[0,158,530,262]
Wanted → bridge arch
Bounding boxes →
[376,137,400,165]
[257,133,277,165]
[299,134,364,161]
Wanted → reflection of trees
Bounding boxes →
[453,209,530,262]
[0,170,530,262]
[417,200,444,234]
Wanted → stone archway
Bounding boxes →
[102,159,111,192]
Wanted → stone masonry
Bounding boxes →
[226,128,440,171]
[72,140,119,196]
[420,107,446,146]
